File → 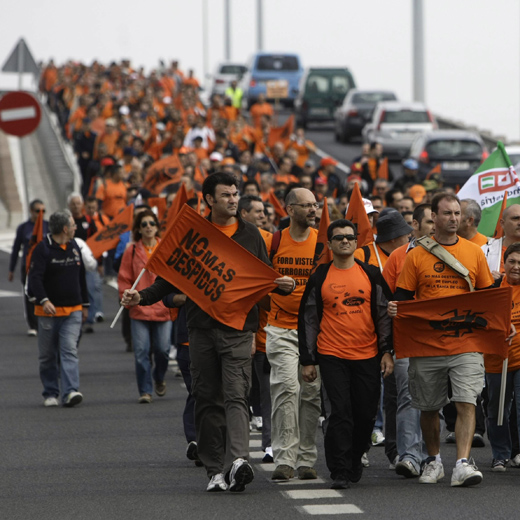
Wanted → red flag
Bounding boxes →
[268,115,294,148]
[377,157,389,180]
[394,287,512,359]
[142,155,184,194]
[268,191,288,219]
[26,210,44,273]
[86,204,134,259]
[346,183,373,247]
[148,197,167,222]
[145,205,280,330]
[313,197,333,268]
[493,192,508,239]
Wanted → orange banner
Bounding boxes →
[148,197,167,222]
[164,183,189,231]
[268,115,294,148]
[145,205,280,330]
[313,197,333,268]
[26,210,44,273]
[142,154,184,194]
[86,204,134,259]
[346,183,373,247]
[394,287,512,359]
[268,191,288,219]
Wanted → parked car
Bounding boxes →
[503,145,520,168]
[294,67,356,128]
[408,130,488,188]
[241,52,303,108]
[334,89,397,142]
[362,101,437,159]
[210,62,247,96]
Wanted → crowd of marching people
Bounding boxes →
[8,57,520,492]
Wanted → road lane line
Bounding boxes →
[299,504,363,515]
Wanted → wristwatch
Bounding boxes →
[381,349,395,356]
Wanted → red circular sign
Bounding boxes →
[0,91,41,137]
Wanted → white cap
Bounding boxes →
[362,198,378,215]
[210,151,223,162]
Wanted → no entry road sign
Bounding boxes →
[0,91,41,137]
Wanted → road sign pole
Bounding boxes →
[17,39,25,90]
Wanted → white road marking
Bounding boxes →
[1,106,37,122]
[249,438,262,448]
[299,504,363,515]
[275,477,326,485]
[249,451,265,460]
[284,490,343,499]
[0,290,22,297]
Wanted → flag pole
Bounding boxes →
[497,358,508,426]
[110,268,147,329]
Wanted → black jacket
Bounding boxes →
[298,259,393,365]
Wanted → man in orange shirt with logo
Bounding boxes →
[299,218,394,489]
[389,193,495,487]
[265,188,321,481]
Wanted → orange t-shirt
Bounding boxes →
[268,227,318,329]
[397,237,494,299]
[485,278,520,373]
[354,242,390,270]
[213,220,239,238]
[317,263,378,360]
[382,243,409,293]
[468,232,488,247]
[250,102,274,128]
[95,179,128,219]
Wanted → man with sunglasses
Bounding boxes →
[8,199,49,336]
[299,219,394,489]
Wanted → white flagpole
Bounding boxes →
[110,268,147,329]
[497,358,508,426]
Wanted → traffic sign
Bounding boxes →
[0,91,41,137]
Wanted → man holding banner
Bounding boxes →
[389,192,496,487]
[121,172,295,493]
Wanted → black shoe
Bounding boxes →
[472,433,486,448]
[350,461,363,483]
[84,325,94,334]
[331,478,350,489]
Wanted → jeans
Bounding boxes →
[374,377,384,431]
[85,270,103,324]
[130,319,171,396]
[486,370,520,461]
[176,343,196,443]
[38,312,82,402]
[395,358,427,472]
[253,351,272,450]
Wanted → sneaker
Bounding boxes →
[510,454,520,467]
[228,458,254,492]
[371,430,385,446]
[331,478,350,489]
[361,452,370,468]
[84,325,94,334]
[207,473,227,492]
[250,415,263,431]
[186,441,200,462]
[445,431,456,444]
[297,466,317,480]
[472,433,486,448]
[451,459,482,487]
[94,312,104,323]
[272,464,294,480]
[138,393,152,404]
[63,392,83,407]
[395,460,420,478]
[262,446,273,463]
[154,381,166,397]
[419,460,445,484]
[491,459,507,472]
[350,460,363,483]
[388,455,399,470]
[43,396,59,407]
[27,329,37,337]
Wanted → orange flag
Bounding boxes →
[26,210,44,273]
[346,183,373,247]
[148,197,167,221]
[142,154,184,194]
[493,192,508,239]
[377,157,389,180]
[268,115,294,148]
[268,191,288,219]
[166,183,189,225]
[86,204,134,259]
[145,205,280,330]
[425,163,442,180]
[313,197,333,268]
[394,287,512,359]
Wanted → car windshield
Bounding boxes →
[306,75,352,95]
[426,139,482,158]
[257,56,299,71]
[383,110,430,123]
[352,92,396,104]
[219,65,246,74]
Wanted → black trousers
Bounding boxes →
[320,353,381,480]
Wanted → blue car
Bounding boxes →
[241,52,304,109]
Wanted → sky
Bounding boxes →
[1,0,519,142]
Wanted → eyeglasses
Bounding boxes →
[289,203,319,210]
[331,234,357,242]
[140,221,157,228]
[34,208,46,213]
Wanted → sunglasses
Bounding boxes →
[331,234,357,242]
[34,209,46,213]
[140,220,157,228]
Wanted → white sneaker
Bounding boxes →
[228,458,254,492]
[207,473,227,492]
[388,455,399,470]
[27,329,37,337]
[419,460,445,484]
[451,459,483,487]
[395,459,420,478]
[510,454,520,467]
[361,452,370,467]
[371,430,385,446]
[64,391,83,407]
[43,397,59,407]
[250,415,263,431]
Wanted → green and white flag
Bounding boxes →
[457,141,520,236]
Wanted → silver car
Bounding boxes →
[210,63,247,96]
[362,101,437,159]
